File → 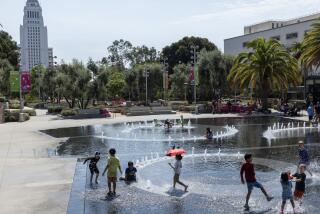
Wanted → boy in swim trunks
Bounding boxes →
[83,151,101,184]
[102,148,122,196]
[240,154,273,210]
[293,164,307,204]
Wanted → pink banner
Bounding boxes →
[21,72,31,92]
[189,66,194,82]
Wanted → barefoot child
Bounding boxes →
[83,151,101,184]
[298,141,312,176]
[125,161,137,183]
[168,154,188,192]
[293,164,307,204]
[280,172,296,214]
[102,148,122,197]
[240,154,273,210]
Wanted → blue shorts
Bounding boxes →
[282,194,293,201]
[247,181,263,192]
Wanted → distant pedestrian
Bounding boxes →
[307,104,314,122]
[240,154,273,211]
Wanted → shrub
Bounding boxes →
[9,100,20,109]
[47,105,63,114]
[4,111,30,122]
[61,109,77,117]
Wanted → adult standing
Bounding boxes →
[307,103,314,122]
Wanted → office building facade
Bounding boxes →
[20,0,52,72]
[224,13,320,100]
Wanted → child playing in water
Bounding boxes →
[240,154,273,211]
[280,172,296,214]
[102,148,122,197]
[125,161,137,184]
[83,151,101,184]
[298,141,312,176]
[206,128,213,139]
[293,164,307,204]
[168,154,188,192]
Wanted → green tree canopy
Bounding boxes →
[0,59,14,96]
[0,31,19,69]
[228,38,300,109]
[162,36,217,72]
[301,18,320,69]
[107,71,126,99]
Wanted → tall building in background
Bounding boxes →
[20,0,53,71]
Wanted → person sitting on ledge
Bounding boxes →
[206,128,213,139]
[83,151,101,184]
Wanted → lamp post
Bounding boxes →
[18,51,25,122]
[143,68,149,105]
[190,45,199,106]
[161,57,169,102]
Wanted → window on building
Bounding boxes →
[271,36,280,41]
[243,42,249,48]
[272,23,274,29]
[286,32,298,39]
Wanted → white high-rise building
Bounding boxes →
[20,0,52,72]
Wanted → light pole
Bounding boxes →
[18,51,24,122]
[143,68,149,105]
[190,45,199,106]
[161,57,169,102]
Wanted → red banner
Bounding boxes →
[21,72,31,92]
[189,66,194,81]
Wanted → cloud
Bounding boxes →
[170,0,320,25]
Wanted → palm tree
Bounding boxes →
[228,38,300,110]
[291,42,308,100]
[301,19,320,69]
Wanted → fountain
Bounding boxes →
[204,148,208,156]
[192,147,195,156]
[187,120,191,127]
[237,151,240,159]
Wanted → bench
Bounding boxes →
[151,106,176,115]
[126,106,152,116]
[73,109,104,119]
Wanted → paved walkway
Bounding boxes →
[0,109,309,214]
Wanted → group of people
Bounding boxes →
[307,101,320,123]
[240,141,311,213]
[83,140,312,212]
[83,149,137,197]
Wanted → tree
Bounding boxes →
[0,31,19,69]
[30,65,46,99]
[107,71,125,99]
[87,57,99,75]
[106,39,133,69]
[129,45,158,66]
[198,50,230,100]
[133,63,164,102]
[0,59,13,96]
[228,38,300,110]
[170,64,190,100]
[162,36,217,72]
[301,18,320,69]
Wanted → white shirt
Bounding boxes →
[174,160,182,175]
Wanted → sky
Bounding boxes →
[1,0,320,63]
